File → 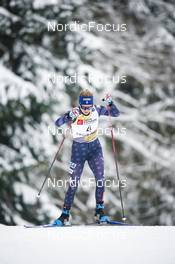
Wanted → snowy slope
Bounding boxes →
[0,225,175,264]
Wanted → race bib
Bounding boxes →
[71,107,99,142]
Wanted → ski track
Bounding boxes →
[0,225,175,264]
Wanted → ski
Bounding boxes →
[24,220,128,228]
[87,220,128,226]
[24,223,68,228]
[104,220,128,225]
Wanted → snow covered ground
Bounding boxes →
[0,225,175,264]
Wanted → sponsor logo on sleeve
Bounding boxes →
[77,119,84,125]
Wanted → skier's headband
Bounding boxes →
[79,96,93,105]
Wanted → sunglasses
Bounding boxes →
[80,105,93,110]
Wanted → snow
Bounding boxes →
[0,64,41,105]
[33,0,60,9]
[13,182,60,223]
[0,226,175,264]
[14,183,38,204]
[0,7,19,22]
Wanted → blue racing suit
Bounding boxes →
[55,103,120,210]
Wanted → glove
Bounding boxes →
[69,107,79,121]
[103,94,113,106]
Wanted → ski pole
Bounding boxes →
[105,101,126,221]
[37,78,66,196]
[37,118,73,197]
[37,134,66,197]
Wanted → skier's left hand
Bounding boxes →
[103,94,113,106]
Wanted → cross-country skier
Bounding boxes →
[54,89,120,226]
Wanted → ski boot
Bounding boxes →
[94,202,110,224]
[53,208,71,226]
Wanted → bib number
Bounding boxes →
[87,126,92,132]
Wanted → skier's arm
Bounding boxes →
[55,107,80,127]
[55,112,71,127]
[95,102,120,117]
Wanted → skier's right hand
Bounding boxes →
[69,107,79,121]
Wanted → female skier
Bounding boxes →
[54,89,120,226]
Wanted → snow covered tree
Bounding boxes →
[0,0,174,225]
